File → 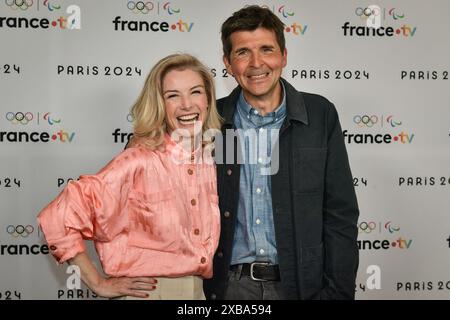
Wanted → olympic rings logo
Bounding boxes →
[127,1,154,14]
[5,112,34,125]
[6,225,34,237]
[355,7,381,18]
[355,7,405,20]
[353,115,378,127]
[5,0,34,11]
[358,221,377,233]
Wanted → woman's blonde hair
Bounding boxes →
[131,53,222,148]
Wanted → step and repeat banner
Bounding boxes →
[0,0,449,300]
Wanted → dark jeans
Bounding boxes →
[223,265,285,300]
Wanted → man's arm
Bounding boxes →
[320,103,359,299]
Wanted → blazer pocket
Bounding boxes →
[293,148,327,194]
[127,189,180,253]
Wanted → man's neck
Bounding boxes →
[242,82,283,116]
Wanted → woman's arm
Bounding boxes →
[69,252,157,298]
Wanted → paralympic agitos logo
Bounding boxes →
[113,1,194,32]
[0,111,76,143]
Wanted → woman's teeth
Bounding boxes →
[177,114,199,124]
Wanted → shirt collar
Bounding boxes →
[237,81,287,120]
[164,133,203,164]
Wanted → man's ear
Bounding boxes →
[282,48,287,68]
[223,55,233,77]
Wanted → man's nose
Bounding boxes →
[249,52,263,68]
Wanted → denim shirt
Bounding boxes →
[230,83,287,265]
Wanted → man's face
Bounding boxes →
[163,68,208,137]
[223,27,287,104]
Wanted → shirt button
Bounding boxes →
[200,257,206,264]
[256,218,261,225]
[187,168,194,175]
[257,157,263,164]
[194,228,200,235]
[217,251,223,258]
[256,188,261,194]
[224,211,231,218]
[191,199,197,206]
[253,109,258,115]
[211,293,217,300]
[259,249,265,255]
[227,169,232,176]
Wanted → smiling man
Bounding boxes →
[203,6,360,300]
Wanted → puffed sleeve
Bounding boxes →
[37,148,144,263]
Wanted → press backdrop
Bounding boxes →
[0,0,449,299]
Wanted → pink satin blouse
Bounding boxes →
[38,135,220,279]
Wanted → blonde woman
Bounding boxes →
[38,53,222,300]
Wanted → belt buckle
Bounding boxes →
[250,262,269,282]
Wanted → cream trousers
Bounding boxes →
[114,276,205,300]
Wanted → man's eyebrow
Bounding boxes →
[234,46,249,52]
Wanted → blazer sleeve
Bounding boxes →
[37,148,141,264]
[320,103,360,299]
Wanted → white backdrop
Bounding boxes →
[0,0,449,300]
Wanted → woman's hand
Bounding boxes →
[92,276,158,298]
[68,252,158,299]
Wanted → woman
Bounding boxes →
[38,53,222,299]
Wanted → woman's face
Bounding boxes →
[162,68,208,137]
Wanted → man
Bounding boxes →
[203,6,359,300]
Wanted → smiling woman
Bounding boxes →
[37,53,223,300]
[163,69,209,137]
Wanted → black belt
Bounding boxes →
[230,263,280,281]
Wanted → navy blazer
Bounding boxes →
[203,78,359,300]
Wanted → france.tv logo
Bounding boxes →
[114,0,193,32]
[1,1,81,30]
[342,5,416,37]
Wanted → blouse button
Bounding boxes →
[187,168,194,175]
[200,257,206,264]
[224,211,231,218]
[194,228,200,235]
[191,199,197,206]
